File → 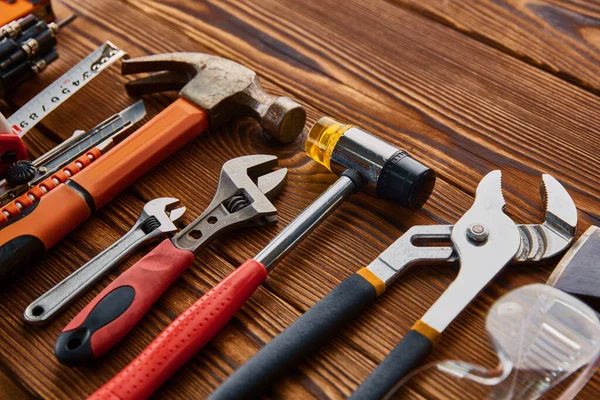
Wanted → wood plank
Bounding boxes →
[390,0,600,93]
[115,0,600,223]
[0,0,598,399]
[0,364,33,400]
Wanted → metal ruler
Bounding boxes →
[8,41,127,138]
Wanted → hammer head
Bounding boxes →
[122,53,306,143]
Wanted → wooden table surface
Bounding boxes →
[1,0,599,399]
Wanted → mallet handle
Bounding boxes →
[209,270,380,400]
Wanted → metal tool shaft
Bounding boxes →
[24,224,157,325]
[255,175,356,270]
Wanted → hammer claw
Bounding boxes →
[121,52,305,143]
[124,71,191,97]
[121,53,209,75]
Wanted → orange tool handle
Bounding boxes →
[0,98,208,282]
[72,98,209,208]
[0,1,35,26]
[0,184,91,280]
[0,148,101,226]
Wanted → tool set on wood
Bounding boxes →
[1,5,599,400]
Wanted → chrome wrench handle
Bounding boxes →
[23,196,185,325]
[24,225,160,325]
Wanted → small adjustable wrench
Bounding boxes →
[55,155,287,365]
[24,198,186,325]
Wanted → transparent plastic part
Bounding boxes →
[385,284,600,400]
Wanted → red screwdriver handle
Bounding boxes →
[55,239,195,365]
[88,259,267,400]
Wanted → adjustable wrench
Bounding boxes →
[0,52,304,282]
[24,197,186,325]
[55,154,287,366]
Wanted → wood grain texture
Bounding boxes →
[0,0,599,399]
[391,0,600,94]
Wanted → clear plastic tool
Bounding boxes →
[385,284,600,400]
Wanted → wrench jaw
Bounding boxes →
[515,174,577,262]
[172,155,287,254]
[257,169,288,202]
[142,197,186,234]
[168,205,187,226]
[220,154,287,215]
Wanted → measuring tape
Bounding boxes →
[0,41,127,173]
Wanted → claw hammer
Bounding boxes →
[0,53,306,282]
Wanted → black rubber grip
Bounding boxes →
[55,286,135,365]
[349,329,434,400]
[209,273,379,400]
[376,151,435,210]
[0,235,45,283]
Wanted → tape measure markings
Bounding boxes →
[8,41,127,138]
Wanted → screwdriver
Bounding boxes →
[88,117,436,400]
[0,14,76,99]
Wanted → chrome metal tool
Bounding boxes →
[84,117,434,400]
[24,197,185,325]
[55,154,287,366]
[209,171,577,400]
[350,171,577,400]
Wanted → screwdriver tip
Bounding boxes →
[57,15,77,29]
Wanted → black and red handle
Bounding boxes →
[0,132,27,176]
[209,270,381,400]
[55,239,195,365]
[88,259,267,400]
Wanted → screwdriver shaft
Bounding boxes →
[254,175,356,270]
[57,15,77,29]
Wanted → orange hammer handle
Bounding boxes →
[73,98,209,208]
[0,98,208,281]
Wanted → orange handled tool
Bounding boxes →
[0,148,100,225]
[0,52,306,283]
[0,100,206,280]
